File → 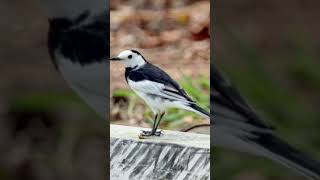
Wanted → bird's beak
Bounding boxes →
[109,57,122,61]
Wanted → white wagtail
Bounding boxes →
[212,64,320,179]
[110,49,210,136]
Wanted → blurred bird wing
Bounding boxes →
[211,65,273,129]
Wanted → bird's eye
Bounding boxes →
[128,55,132,59]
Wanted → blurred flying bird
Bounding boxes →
[40,0,109,117]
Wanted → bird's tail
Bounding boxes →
[249,131,320,179]
[187,104,210,119]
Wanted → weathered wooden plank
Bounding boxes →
[110,125,210,180]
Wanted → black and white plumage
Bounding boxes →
[42,0,109,117]
[110,50,210,136]
[212,64,320,179]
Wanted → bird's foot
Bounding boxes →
[139,130,164,139]
[152,130,164,136]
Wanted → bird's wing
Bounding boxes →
[127,67,195,104]
[211,64,272,129]
[144,63,196,102]
[128,79,193,104]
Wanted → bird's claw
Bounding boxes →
[140,130,164,137]
[153,130,164,136]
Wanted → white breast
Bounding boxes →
[127,79,181,114]
[56,55,109,117]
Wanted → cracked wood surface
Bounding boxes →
[110,125,210,180]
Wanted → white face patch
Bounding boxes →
[116,50,146,68]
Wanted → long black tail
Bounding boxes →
[189,104,211,119]
[250,131,320,179]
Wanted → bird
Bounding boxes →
[211,64,320,179]
[110,49,210,137]
[40,0,110,118]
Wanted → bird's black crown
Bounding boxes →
[130,49,147,62]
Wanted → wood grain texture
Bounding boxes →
[110,125,210,180]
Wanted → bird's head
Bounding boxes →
[110,49,147,68]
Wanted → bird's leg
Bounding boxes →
[152,112,165,136]
[152,114,157,132]
[140,114,158,136]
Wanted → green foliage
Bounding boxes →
[112,89,136,98]
[8,92,87,113]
